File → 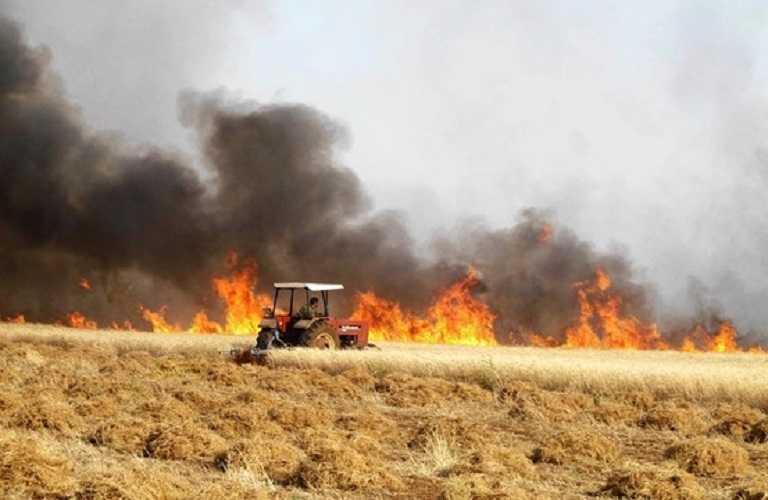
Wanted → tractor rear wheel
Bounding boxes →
[301,322,340,350]
[256,329,274,350]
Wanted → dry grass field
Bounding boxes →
[1,322,768,499]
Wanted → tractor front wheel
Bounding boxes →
[301,323,340,350]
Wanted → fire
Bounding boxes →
[1,253,762,353]
[5,314,25,324]
[562,268,669,350]
[680,320,740,353]
[538,222,553,243]
[65,311,97,330]
[110,320,135,331]
[210,253,271,333]
[189,311,223,334]
[533,267,749,352]
[17,254,271,334]
[138,253,270,334]
[353,268,498,346]
[140,306,181,333]
[707,322,738,352]
[352,292,420,343]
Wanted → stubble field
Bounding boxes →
[1,322,768,499]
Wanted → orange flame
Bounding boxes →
[189,311,223,334]
[352,292,420,342]
[65,311,97,330]
[138,253,270,334]
[680,320,742,353]
[527,268,750,352]
[110,320,135,331]
[562,268,669,350]
[5,314,26,324]
[708,321,738,352]
[140,306,181,333]
[538,223,553,244]
[210,253,271,333]
[353,269,497,346]
[78,278,92,291]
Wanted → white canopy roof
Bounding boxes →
[273,282,344,291]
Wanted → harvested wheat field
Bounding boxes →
[2,323,768,499]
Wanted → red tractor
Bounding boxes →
[255,282,370,351]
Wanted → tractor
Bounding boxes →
[255,282,370,351]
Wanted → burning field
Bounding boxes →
[4,255,758,354]
[1,323,768,499]
[0,13,764,353]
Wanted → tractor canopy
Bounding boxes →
[262,283,345,321]
[273,283,344,291]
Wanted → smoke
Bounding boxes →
[0,16,459,325]
[433,209,654,342]
[0,16,215,319]
[0,12,753,344]
[181,93,460,309]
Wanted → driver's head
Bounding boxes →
[310,297,319,306]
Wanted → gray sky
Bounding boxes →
[3,0,768,332]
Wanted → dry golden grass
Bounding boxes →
[1,322,768,498]
[666,437,752,477]
[601,465,705,499]
[531,427,619,466]
[266,341,768,409]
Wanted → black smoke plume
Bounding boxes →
[0,16,459,326]
[0,15,697,343]
[433,209,653,342]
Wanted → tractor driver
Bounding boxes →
[299,297,320,319]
